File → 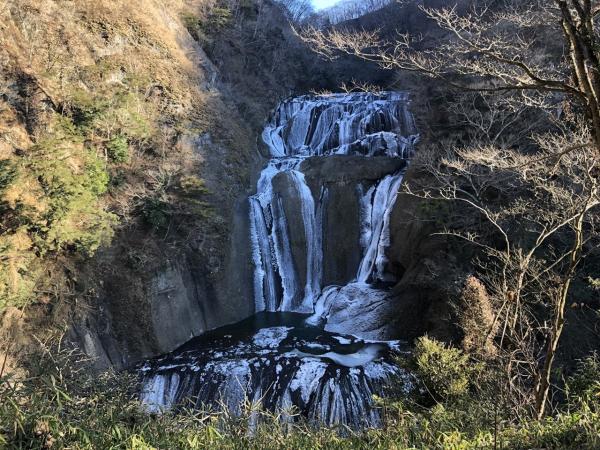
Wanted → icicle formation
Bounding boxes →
[249,162,325,313]
[251,92,418,313]
[139,324,411,429]
[357,173,405,283]
[262,91,418,157]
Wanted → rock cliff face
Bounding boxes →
[66,1,316,369]
[302,156,406,286]
[0,0,323,371]
[385,175,465,342]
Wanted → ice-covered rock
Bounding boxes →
[140,91,419,431]
[263,92,418,157]
[250,92,417,313]
[322,283,399,340]
[139,313,410,429]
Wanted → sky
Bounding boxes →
[312,0,342,10]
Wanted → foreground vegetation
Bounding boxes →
[1,336,598,449]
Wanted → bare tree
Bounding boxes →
[298,0,600,419]
[300,0,600,151]
[322,0,394,23]
[407,125,599,418]
[450,92,545,147]
[277,0,314,23]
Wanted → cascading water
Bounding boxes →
[139,92,419,429]
[251,92,418,313]
[357,172,405,284]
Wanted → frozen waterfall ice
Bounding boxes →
[139,91,419,430]
[251,91,418,314]
[139,313,412,429]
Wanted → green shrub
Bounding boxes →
[206,7,232,34]
[181,12,201,37]
[107,135,130,163]
[142,197,170,230]
[0,160,17,219]
[27,134,115,255]
[179,175,208,196]
[0,233,38,310]
[412,336,479,402]
[567,353,600,408]
[69,89,111,131]
[0,159,16,195]
[176,175,211,217]
[500,411,600,450]
[69,88,152,143]
[0,115,119,311]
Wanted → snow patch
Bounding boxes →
[252,327,292,348]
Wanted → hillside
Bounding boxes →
[0,0,327,372]
[320,0,393,23]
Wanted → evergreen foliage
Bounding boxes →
[0,115,117,309]
[411,336,479,402]
[106,136,130,164]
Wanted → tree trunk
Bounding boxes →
[559,0,600,151]
[534,211,585,419]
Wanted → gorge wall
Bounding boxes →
[68,4,456,372]
[0,0,329,372]
[65,0,325,370]
[1,0,463,377]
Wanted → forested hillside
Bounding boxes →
[320,0,393,23]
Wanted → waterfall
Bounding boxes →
[249,164,322,313]
[287,171,322,312]
[139,314,413,429]
[139,91,419,429]
[263,92,416,158]
[357,172,405,283]
[250,91,418,314]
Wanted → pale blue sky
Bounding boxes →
[312,0,341,10]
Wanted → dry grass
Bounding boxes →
[0,0,259,331]
[459,275,498,358]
